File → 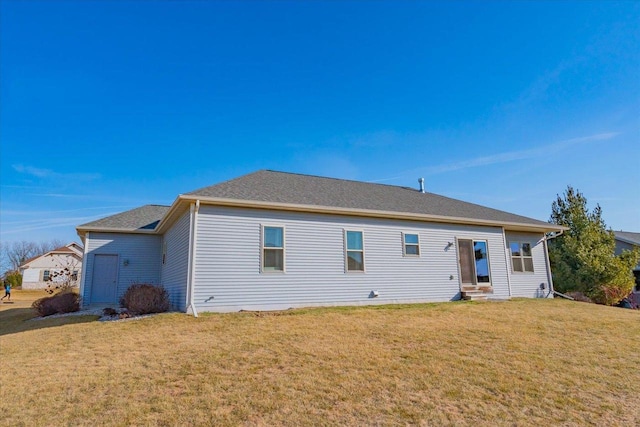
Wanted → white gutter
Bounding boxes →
[177,195,567,234]
[186,200,200,317]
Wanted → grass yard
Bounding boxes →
[1,291,639,426]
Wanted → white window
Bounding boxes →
[403,233,420,256]
[262,226,285,272]
[345,230,365,272]
[43,270,50,281]
[510,242,534,273]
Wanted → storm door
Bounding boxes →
[457,239,491,288]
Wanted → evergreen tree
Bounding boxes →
[549,186,639,305]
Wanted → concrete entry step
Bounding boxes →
[461,290,490,301]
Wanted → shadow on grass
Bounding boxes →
[0,307,99,337]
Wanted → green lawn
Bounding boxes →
[1,291,638,426]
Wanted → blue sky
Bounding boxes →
[1,0,639,245]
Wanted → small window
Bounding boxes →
[510,242,534,273]
[403,233,420,256]
[43,270,50,281]
[262,226,284,272]
[71,270,79,281]
[345,230,365,272]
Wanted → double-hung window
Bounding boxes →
[345,230,365,272]
[403,233,420,256]
[43,270,50,281]
[262,226,285,272]
[510,242,534,272]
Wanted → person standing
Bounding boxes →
[1,281,11,301]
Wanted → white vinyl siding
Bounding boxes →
[82,233,162,304]
[21,249,83,290]
[192,206,512,312]
[505,232,550,298]
[161,211,191,311]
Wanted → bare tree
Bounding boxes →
[37,239,65,256]
[0,242,9,275]
[1,239,68,274]
[44,255,81,294]
[5,241,38,271]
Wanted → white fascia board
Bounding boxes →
[179,195,566,234]
[75,226,158,236]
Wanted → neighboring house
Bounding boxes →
[613,231,640,293]
[76,170,565,313]
[19,242,83,289]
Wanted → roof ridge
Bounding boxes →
[262,169,420,192]
[262,170,544,223]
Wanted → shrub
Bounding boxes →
[565,292,593,303]
[32,291,81,317]
[119,283,170,315]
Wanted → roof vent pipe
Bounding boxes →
[418,178,425,193]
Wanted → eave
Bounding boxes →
[76,226,158,239]
[80,195,566,237]
[174,195,566,234]
[615,236,640,247]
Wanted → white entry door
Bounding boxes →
[91,254,118,303]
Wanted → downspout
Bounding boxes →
[543,230,564,298]
[186,200,200,317]
[501,228,513,298]
[79,232,90,308]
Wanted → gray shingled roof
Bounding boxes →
[187,170,554,229]
[78,205,170,231]
[78,170,559,233]
[614,231,640,246]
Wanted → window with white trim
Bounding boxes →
[510,242,534,272]
[43,270,50,281]
[262,226,284,272]
[403,233,420,256]
[345,230,365,271]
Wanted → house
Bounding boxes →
[76,170,565,314]
[613,231,640,293]
[19,242,83,289]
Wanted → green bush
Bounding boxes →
[4,270,22,288]
[32,291,81,317]
[119,283,170,315]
